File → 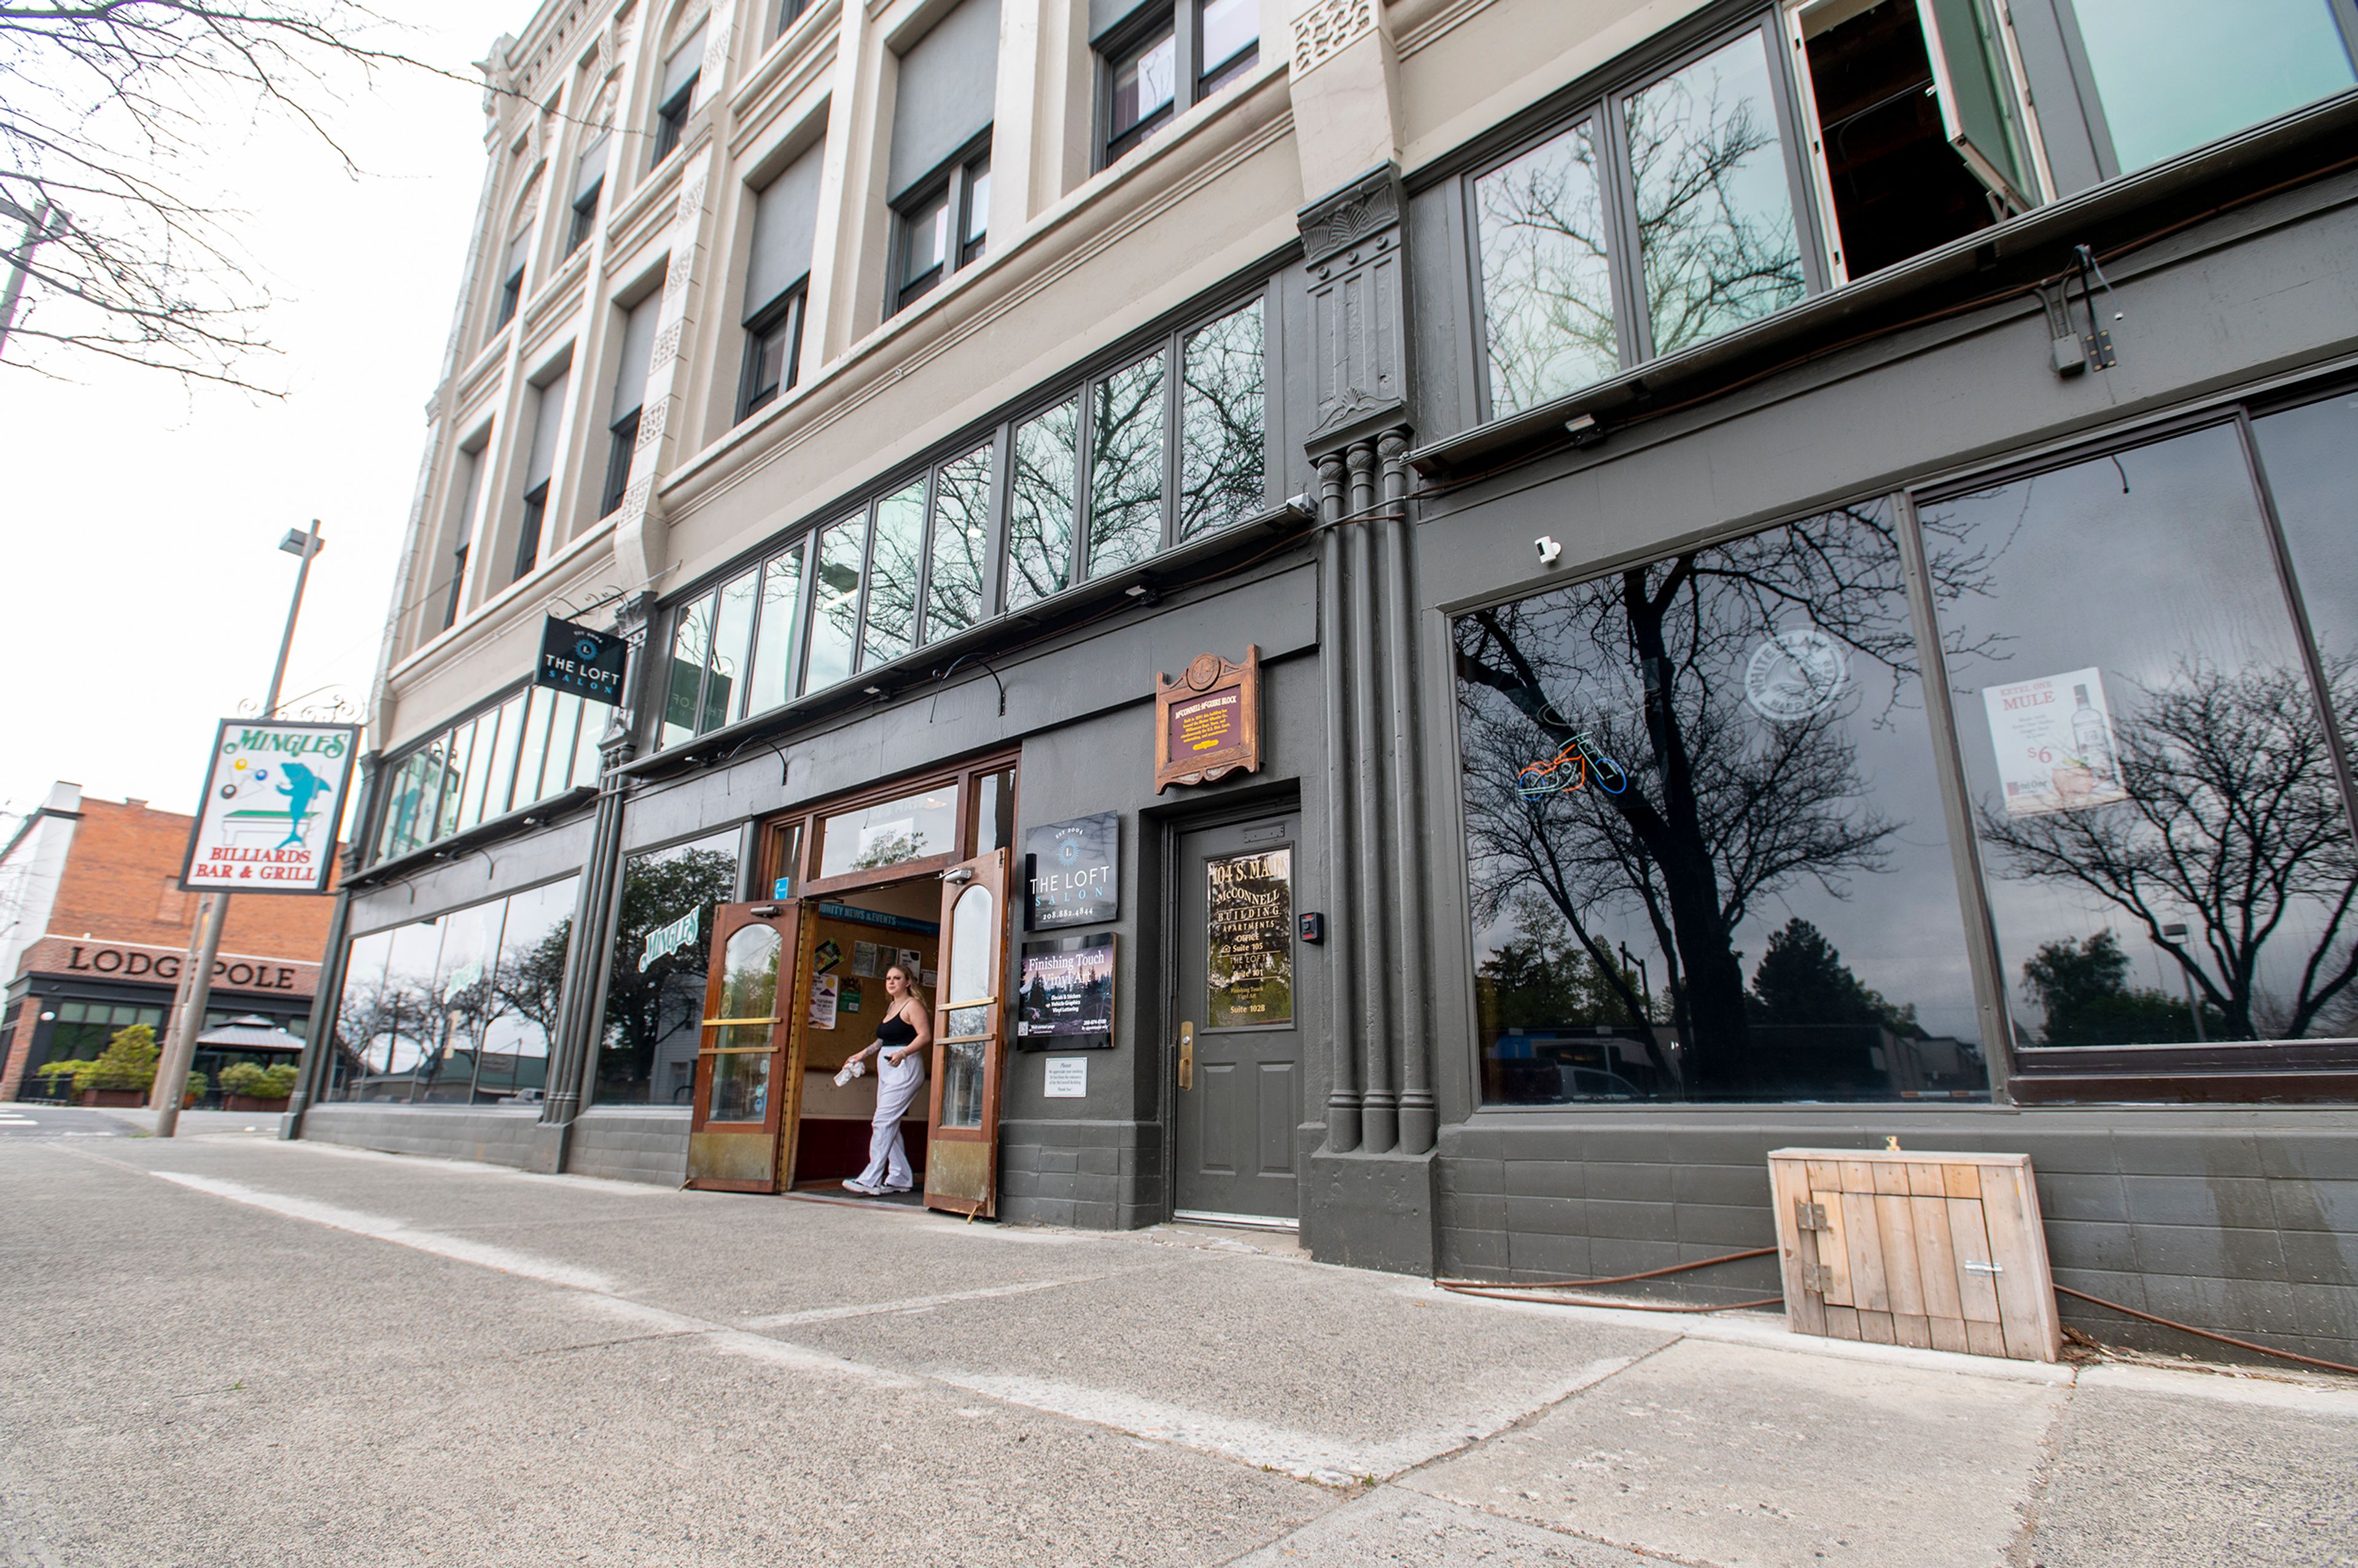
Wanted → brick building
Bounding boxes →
[0,782,338,1100]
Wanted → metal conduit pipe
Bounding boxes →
[1316,452,1361,1153]
[1346,440,1397,1154]
[1377,430,1435,1154]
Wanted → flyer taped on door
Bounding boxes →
[809,974,840,1030]
[1983,667,2130,817]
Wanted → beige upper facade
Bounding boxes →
[373,0,1703,753]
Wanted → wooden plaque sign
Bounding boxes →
[1155,646,1262,793]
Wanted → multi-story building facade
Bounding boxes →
[297,0,2358,1364]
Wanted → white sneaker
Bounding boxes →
[881,1183,914,1194]
[842,1178,882,1194]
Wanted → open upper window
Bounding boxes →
[885,0,1000,316]
[1095,0,1259,168]
[739,137,826,419]
[653,19,707,164]
[1786,0,2037,282]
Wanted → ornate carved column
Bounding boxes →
[1380,431,1435,1154]
[1346,438,1397,1154]
[1317,450,1361,1154]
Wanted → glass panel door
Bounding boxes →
[926,848,1010,1216]
[687,901,805,1192]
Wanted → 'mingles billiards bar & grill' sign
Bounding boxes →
[177,720,360,896]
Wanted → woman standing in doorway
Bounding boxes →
[842,963,931,1195]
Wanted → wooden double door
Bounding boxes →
[685,848,1013,1216]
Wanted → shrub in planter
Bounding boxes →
[76,1024,158,1094]
[34,1061,93,1098]
[219,1062,297,1108]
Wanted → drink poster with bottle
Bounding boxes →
[1982,667,2129,817]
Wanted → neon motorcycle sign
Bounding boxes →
[1516,732,1632,801]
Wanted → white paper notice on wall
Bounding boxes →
[809,974,840,1030]
[1043,1057,1088,1098]
[1983,667,2131,817]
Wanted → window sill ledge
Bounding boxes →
[1411,86,2358,479]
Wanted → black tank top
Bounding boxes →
[876,1014,917,1048]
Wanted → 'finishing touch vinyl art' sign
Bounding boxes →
[177,720,360,895]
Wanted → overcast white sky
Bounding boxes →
[0,3,516,826]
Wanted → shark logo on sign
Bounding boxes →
[178,719,360,896]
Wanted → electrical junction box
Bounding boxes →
[1768,1147,2061,1364]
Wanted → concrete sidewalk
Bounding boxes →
[1,1133,2350,1567]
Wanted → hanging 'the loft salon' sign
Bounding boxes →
[1154,646,1263,793]
[535,616,628,706]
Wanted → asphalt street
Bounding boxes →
[1,1125,2352,1567]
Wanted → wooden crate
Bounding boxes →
[1768,1147,2061,1362]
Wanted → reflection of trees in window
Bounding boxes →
[865,480,926,668]
[1625,31,1805,356]
[1455,503,1967,1095]
[597,847,740,1101]
[1177,300,1264,538]
[926,446,992,642]
[1979,659,2358,1041]
[2020,929,2225,1046]
[1088,355,1167,576]
[1006,398,1078,610]
[805,519,863,692]
[1476,120,1619,414]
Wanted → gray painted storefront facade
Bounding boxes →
[294,41,2358,1367]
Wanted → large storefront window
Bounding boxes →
[655,293,1270,745]
[1923,422,2358,1049]
[593,829,741,1104]
[325,875,578,1103]
[1455,500,1984,1102]
[373,684,604,865]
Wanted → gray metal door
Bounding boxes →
[1173,815,1302,1223]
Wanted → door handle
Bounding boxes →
[1178,1021,1194,1090]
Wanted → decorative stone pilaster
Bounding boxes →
[609,0,737,592]
[1300,165,1410,459]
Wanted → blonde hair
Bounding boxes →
[885,961,930,1016]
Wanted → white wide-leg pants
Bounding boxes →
[857,1058,924,1190]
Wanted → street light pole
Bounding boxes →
[151,524,324,1136]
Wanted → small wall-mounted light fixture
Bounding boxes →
[1564,413,1606,448]
[1535,535,1563,567]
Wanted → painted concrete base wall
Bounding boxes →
[998,1117,1161,1229]
[1434,1109,2358,1365]
[300,1104,540,1167]
[569,1108,690,1186]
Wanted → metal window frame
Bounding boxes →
[889,131,993,317]
[1460,8,1835,424]
[736,282,808,422]
[649,273,1280,748]
[1096,0,1258,170]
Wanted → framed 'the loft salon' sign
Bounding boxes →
[1154,646,1262,793]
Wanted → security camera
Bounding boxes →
[1535,535,1562,567]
